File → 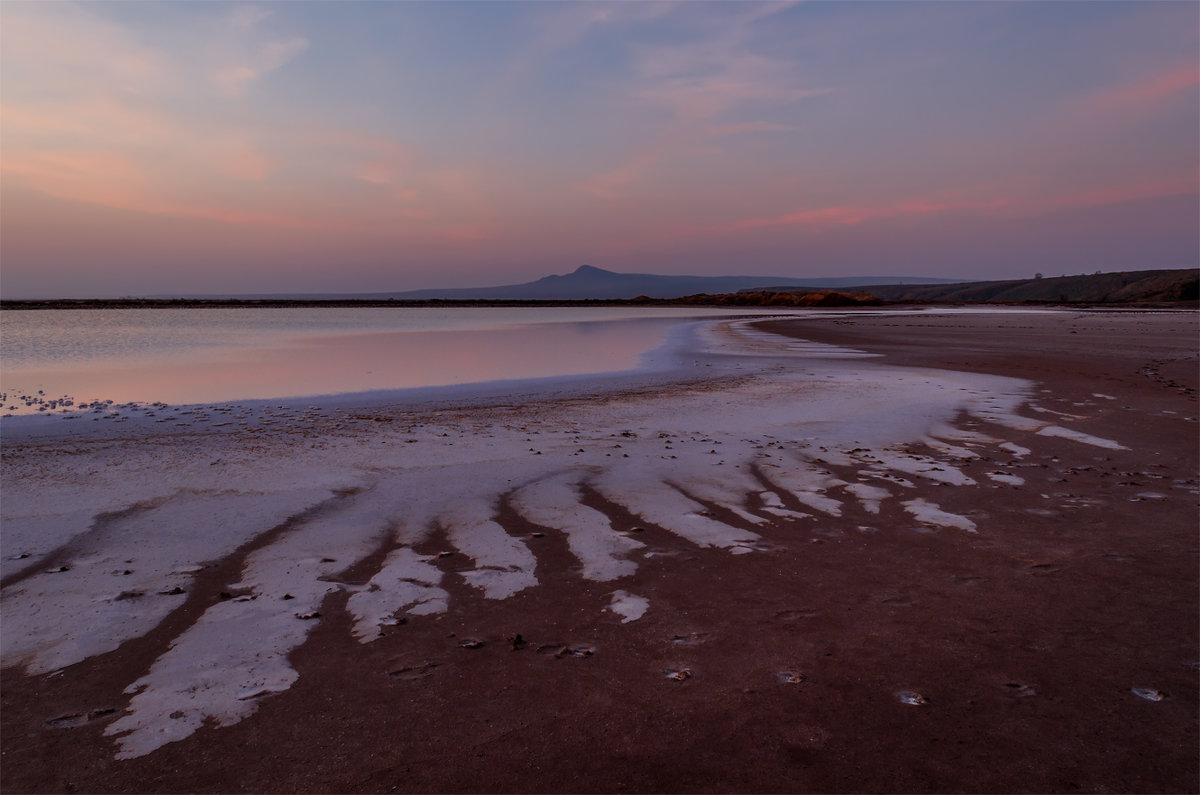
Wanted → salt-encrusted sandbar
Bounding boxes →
[1,309,1196,793]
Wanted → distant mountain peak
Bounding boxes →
[571,264,611,276]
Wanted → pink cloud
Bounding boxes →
[219,140,273,181]
[709,121,798,137]
[576,13,827,202]
[0,3,173,98]
[631,176,1193,253]
[1,149,335,229]
[1045,177,1198,213]
[0,99,173,145]
[211,36,308,97]
[577,153,662,200]
[433,224,491,242]
[1081,64,1200,113]
[732,205,869,230]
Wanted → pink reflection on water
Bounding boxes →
[2,321,673,409]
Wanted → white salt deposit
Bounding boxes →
[902,498,977,532]
[757,460,845,516]
[672,466,771,527]
[858,451,976,486]
[593,468,761,550]
[105,485,399,758]
[1036,425,1128,450]
[1030,405,1084,419]
[348,547,448,641]
[1,508,119,581]
[926,422,998,446]
[608,590,650,623]
[999,442,1032,457]
[441,500,538,600]
[759,491,811,520]
[921,436,980,459]
[105,597,300,759]
[510,473,642,581]
[843,483,892,514]
[1,488,328,675]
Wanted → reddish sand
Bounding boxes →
[2,309,1196,793]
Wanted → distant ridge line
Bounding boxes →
[146,265,961,301]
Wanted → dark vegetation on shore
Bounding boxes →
[3,268,1194,310]
[755,267,1198,306]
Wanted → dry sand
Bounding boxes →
[1,309,1196,793]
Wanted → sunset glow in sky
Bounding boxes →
[2,1,1197,298]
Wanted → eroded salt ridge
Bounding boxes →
[1,317,1131,759]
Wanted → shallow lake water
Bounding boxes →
[0,307,800,411]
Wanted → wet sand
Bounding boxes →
[1,309,1197,793]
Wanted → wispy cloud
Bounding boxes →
[227,5,272,33]
[634,38,827,123]
[0,3,320,225]
[709,121,800,138]
[212,36,308,97]
[1078,63,1200,114]
[497,1,676,90]
[641,176,1195,249]
[576,4,826,200]
[0,3,172,98]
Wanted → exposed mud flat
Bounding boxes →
[2,309,1196,793]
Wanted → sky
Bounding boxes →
[1,1,1197,299]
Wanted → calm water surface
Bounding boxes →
[1,307,793,411]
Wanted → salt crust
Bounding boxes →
[608,590,650,623]
[2,488,327,676]
[0,311,1130,758]
[902,498,978,532]
[509,473,643,581]
[999,441,1033,458]
[843,483,892,514]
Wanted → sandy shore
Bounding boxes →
[1,309,1196,793]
